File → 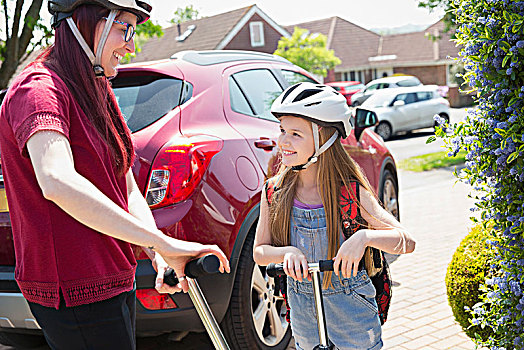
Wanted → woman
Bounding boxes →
[0,0,229,348]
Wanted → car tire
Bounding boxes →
[221,228,291,350]
[434,113,450,128]
[375,122,392,141]
[379,169,399,220]
[0,331,46,349]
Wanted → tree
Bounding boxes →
[170,5,199,24]
[274,27,341,78]
[418,0,455,38]
[0,0,51,89]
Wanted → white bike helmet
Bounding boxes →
[49,0,152,77]
[271,82,353,175]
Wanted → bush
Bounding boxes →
[432,1,524,348]
[446,223,493,341]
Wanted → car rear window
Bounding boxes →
[396,78,421,87]
[112,74,192,133]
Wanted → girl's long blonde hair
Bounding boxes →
[269,126,381,288]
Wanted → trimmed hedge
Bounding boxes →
[446,224,493,341]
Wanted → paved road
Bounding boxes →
[385,107,470,161]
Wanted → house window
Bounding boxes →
[249,22,265,47]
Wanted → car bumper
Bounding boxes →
[0,292,40,330]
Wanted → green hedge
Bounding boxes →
[446,224,493,341]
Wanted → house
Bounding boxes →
[131,4,290,63]
[286,17,459,87]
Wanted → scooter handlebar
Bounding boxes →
[163,254,220,286]
[266,260,334,277]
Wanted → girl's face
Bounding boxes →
[94,11,137,77]
[278,115,315,167]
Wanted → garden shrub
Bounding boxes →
[446,223,493,341]
[431,0,524,348]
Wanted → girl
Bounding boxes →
[253,82,416,350]
[0,0,228,348]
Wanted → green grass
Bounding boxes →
[398,150,467,172]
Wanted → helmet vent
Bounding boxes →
[281,83,302,103]
[304,102,321,107]
[292,89,321,102]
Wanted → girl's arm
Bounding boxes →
[334,187,416,278]
[253,185,309,281]
[126,170,180,294]
[27,131,230,292]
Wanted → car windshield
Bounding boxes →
[362,92,393,107]
[396,78,421,87]
[112,74,190,133]
[345,84,364,91]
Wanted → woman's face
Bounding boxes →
[278,115,315,167]
[94,11,137,77]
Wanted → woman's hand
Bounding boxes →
[158,240,230,293]
[334,230,369,278]
[283,247,310,282]
[151,252,183,294]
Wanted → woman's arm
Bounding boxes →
[334,187,415,278]
[27,131,229,291]
[253,185,309,281]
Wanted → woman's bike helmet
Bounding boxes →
[49,0,152,77]
[271,82,352,174]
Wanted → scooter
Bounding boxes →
[164,255,231,350]
[267,260,335,350]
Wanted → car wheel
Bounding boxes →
[0,331,46,349]
[379,169,399,220]
[221,229,291,350]
[375,122,392,141]
[434,113,450,128]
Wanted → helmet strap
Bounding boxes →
[65,10,118,78]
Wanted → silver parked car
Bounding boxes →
[361,86,450,140]
[351,75,422,106]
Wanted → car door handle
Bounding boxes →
[254,139,276,150]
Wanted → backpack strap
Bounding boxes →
[265,178,276,206]
[339,181,366,237]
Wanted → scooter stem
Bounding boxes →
[310,270,330,348]
[187,278,231,350]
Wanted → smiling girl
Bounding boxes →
[0,1,229,348]
[253,82,416,350]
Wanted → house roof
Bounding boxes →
[131,4,289,63]
[285,17,381,70]
[286,17,459,70]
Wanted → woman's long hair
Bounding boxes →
[269,126,381,288]
[36,4,134,175]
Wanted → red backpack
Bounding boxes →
[265,179,392,325]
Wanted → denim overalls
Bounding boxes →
[287,205,383,350]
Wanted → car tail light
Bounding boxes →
[136,289,178,310]
[146,135,223,208]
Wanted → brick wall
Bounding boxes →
[393,65,447,86]
[224,13,283,54]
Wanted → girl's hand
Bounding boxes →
[283,247,310,282]
[151,252,183,294]
[333,230,368,278]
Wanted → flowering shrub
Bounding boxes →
[432,0,524,348]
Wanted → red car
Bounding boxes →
[325,81,365,105]
[0,51,399,349]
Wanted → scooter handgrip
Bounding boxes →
[266,263,285,277]
[319,259,334,272]
[163,254,220,286]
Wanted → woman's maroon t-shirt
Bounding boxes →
[0,62,136,309]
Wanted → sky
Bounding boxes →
[150,0,445,30]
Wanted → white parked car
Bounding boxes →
[350,75,421,106]
[361,86,450,140]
